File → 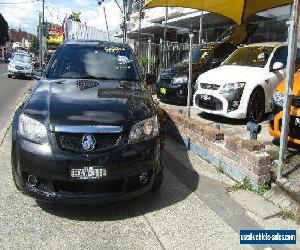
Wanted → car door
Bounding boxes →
[265,46,288,104]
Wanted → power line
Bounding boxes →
[0,0,38,4]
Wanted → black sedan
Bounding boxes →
[157,42,237,105]
[11,40,165,204]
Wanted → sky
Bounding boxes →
[0,0,122,35]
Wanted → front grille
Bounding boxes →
[160,78,172,84]
[56,133,123,153]
[195,94,223,111]
[292,96,300,108]
[279,116,300,140]
[15,66,24,70]
[200,83,220,90]
[53,179,123,194]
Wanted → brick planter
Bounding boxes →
[162,107,273,189]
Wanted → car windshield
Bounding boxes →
[13,54,31,63]
[47,44,140,81]
[222,46,274,68]
[181,45,215,64]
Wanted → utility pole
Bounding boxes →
[122,0,127,43]
[103,6,110,40]
[277,0,300,180]
[163,7,168,69]
[39,12,42,66]
[39,0,45,66]
[199,11,203,44]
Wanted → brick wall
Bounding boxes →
[162,107,273,189]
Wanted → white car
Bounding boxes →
[193,42,299,122]
[7,53,33,79]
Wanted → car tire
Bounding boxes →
[152,169,163,191]
[8,74,12,78]
[247,87,265,123]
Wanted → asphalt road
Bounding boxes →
[0,61,33,133]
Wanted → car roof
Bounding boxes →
[244,42,286,48]
[63,39,125,47]
[14,52,30,56]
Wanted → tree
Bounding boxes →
[68,11,81,23]
[0,14,9,46]
[28,34,38,54]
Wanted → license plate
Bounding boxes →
[160,88,167,95]
[200,94,211,101]
[70,167,107,180]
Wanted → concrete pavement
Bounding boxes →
[0,128,253,249]
[0,74,295,250]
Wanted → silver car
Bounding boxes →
[7,53,33,79]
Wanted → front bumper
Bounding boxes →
[193,88,247,119]
[269,104,300,145]
[8,68,32,76]
[157,81,187,104]
[12,136,162,204]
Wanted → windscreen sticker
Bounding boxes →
[114,65,131,70]
[105,47,125,53]
[117,55,132,65]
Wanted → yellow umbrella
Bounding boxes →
[144,0,293,25]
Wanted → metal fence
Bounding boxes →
[134,40,200,93]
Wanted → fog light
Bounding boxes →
[139,172,149,184]
[28,175,38,187]
[232,101,240,108]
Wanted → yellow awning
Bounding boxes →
[144,0,293,25]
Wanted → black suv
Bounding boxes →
[157,42,237,104]
[11,40,165,204]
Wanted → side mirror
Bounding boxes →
[272,62,284,71]
[33,70,44,80]
[145,73,156,85]
[211,58,221,66]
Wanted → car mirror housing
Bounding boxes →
[272,62,284,71]
[145,73,156,85]
[34,70,44,80]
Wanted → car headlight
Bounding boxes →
[173,76,188,85]
[220,82,245,94]
[25,65,31,70]
[273,90,284,107]
[18,114,48,145]
[128,116,159,144]
[8,64,14,70]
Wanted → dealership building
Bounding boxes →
[121,5,292,45]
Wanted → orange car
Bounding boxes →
[269,70,300,145]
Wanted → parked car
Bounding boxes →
[157,42,237,104]
[193,42,300,122]
[156,24,257,105]
[11,40,165,204]
[269,69,300,145]
[7,52,33,79]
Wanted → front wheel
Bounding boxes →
[7,74,12,78]
[247,88,265,123]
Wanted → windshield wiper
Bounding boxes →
[79,75,138,82]
[78,75,114,80]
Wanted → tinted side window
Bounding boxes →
[270,46,300,70]
[213,44,236,61]
[270,47,288,67]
